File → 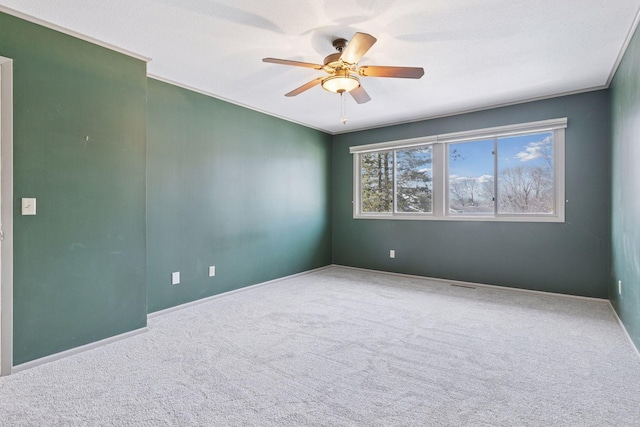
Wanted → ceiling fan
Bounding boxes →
[262,32,424,105]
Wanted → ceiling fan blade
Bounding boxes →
[285,77,324,97]
[263,57,324,70]
[359,66,425,79]
[340,33,377,64]
[350,86,371,104]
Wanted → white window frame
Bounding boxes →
[350,118,566,222]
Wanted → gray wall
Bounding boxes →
[610,24,640,350]
[146,79,332,313]
[332,91,611,298]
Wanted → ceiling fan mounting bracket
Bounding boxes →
[332,38,348,52]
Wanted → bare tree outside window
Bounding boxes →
[498,133,553,214]
[448,139,494,214]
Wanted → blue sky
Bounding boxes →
[449,132,553,180]
[449,138,493,179]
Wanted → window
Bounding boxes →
[350,118,566,222]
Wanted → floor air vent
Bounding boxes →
[450,284,476,289]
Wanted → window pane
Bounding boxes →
[396,147,432,213]
[448,139,495,215]
[497,132,554,214]
[361,151,393,213]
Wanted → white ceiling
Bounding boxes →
[2,0,640,134]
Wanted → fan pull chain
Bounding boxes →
[340,92,348,125]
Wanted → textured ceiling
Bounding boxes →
[2,0,640,134]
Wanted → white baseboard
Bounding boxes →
[12,327,149,374]
[607,301,640,361]
[331,264,609,303]
[148,265,333,319]
[13,264,630,375]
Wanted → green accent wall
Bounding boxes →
[332,91,611,298]
[611,23,640,350]
[146,79,332,313]
[0,12,147,365]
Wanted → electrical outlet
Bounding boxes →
[171,271,180,285]
[208,266,216,277]
[618,280,622,295]
[390,250,395,259]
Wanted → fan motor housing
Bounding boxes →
[324,38,354,68]
[323,53,342,67]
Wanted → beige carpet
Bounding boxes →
[1,267,639,426]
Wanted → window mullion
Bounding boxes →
[392,150,398,214]
[493,137,498,216]
[354,154,361,217]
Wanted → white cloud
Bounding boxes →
[515,136,551,162]
[477,174,493,183]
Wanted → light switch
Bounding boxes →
[171,271,180,285]
[21,198,36,215]
[208,266,216,277]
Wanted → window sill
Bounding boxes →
[354,214,564,223]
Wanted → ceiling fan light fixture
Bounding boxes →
[264,32,423,104]
[321,71,360,94]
